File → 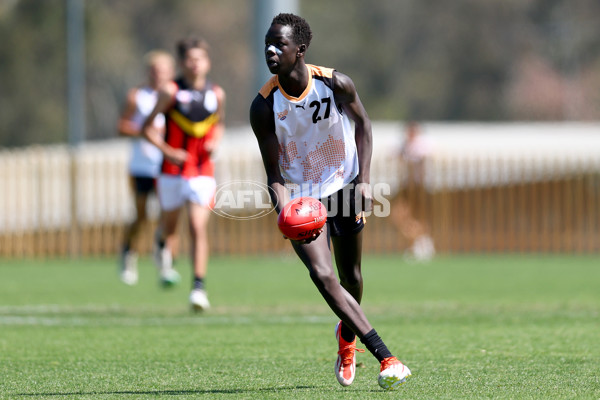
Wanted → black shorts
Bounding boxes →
[320,182,365,237]
[132,176,156,195]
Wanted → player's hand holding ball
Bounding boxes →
[277,197,327,243]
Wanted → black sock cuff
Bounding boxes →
[193,277,205,290]
[359,329,393,362]
[361,329,377,342]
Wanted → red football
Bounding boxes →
[277,197,327,240]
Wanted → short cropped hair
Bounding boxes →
[176,37,210,60]
[143,50,175,69]
[271,13,312,48]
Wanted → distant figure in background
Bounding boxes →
[142,37,225,311]
[118,50,175,285]
[391,121,436,262]
[400,121,431,187]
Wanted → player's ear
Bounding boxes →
[297,44,306,58]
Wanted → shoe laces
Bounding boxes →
[338,342,365,365]
[380,356,401,372]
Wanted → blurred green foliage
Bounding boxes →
[1,0,599,147]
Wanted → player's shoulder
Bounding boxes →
[258,76,279,99]
[250,90,273,115]
[250,92,275,135]
[126,86,142,102]
[326,69,356,102]
[308,64,345,93]
[307,64,335,79]
[209,82,226,100]
[160,80,179,97]
[150,81,178,111]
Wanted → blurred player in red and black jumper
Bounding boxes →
[250,13,411,390]
[142,37,225,311]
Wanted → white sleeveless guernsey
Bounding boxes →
[259,64,358,199]
[128,86,164,178]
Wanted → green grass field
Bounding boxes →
[1,253,599,399]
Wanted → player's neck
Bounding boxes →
[278,62,308,98]
[183,74,207,90]
[148,79,161,91]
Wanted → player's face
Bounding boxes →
[181,47,210,78]
[264,24,298,75]
[149,58,174,88]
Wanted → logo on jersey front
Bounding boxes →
[277,109,288,121]
[295,101,306,110]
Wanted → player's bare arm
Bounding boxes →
[118,88,141,137]
[205,85,226,153]
[333,71,373,212]
[250,94,290,213]
[141,82,188,165]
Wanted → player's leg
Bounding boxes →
[187,203,211,310]
[120,176,150,285]
[330,215,411,389]
[291,229,371,386]
[155,175,183,286]
[188,204,210,279]
[327,216,366,386]
[186,176,216,311]
[326,181,367,342]
[333,232,363,299]
[332,230,364,340]
[291,228,373,336]
[391,195,435,262]
[123,179,149,249]
[159,207,180,249]
[153,206,181,286]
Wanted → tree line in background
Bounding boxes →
[1,0,599,148]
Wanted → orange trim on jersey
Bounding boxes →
[307,64,334,79]
[259,76,278,99]
[259,64,335,102]
[167,109,219,138]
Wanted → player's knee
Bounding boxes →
[188,223,207,238]
[340,272,362,290]
[309,268,337,292]
[339,265,362,287]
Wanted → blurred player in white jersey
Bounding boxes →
[117,50,175,285]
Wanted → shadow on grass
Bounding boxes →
[16,386,326,397]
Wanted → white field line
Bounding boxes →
[0,304,124,314]
[0,305,334,326]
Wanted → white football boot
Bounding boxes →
[334,321,364,386]
[153,234,179,287]
[378,356,411,390]
[120,250,138,285]
[189,289,210,312]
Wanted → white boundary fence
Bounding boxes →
[1,122,599,257]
